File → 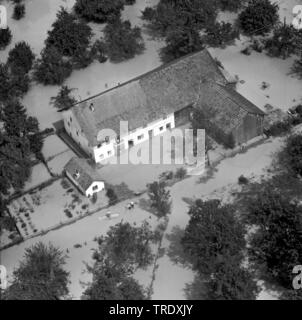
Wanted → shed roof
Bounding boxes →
[65,157,103,191]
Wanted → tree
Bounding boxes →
[247,191,302,289]
[13,3,26,20]
[34,46,72,85]
[3,243,70,300]
[204,22,239,48]
[50,86,77,111]
[218,0,247,12]
[93,221,155,273]
[106,188,118,205]
[292,55,302,79]
[74,0,124,23]
[239,0,279,36]
[147,181,171,217]
[265,23,302,59]
[283,134,302,177]
[0,27,12,50]
[7,41,35,75]
[82,261,146,300]
[104,18,145,62]
[142,0,218,37]
[182,199,246,276]
[0,63,11,102]
[0,100,42,194]
[160,27,204,63]
[205,258,258,300]
[45,7,92,59]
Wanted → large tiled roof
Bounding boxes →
[68,49,264,145]
[65,157,103,191]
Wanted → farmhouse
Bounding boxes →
[62,49,265,164]
[64,157,105,197]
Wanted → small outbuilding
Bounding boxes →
[64,157,105,198]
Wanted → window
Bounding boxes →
[76,131,79,136]
[97,142,102,148]
[138,134,144,140]
[67,121,70,127]
[70,117,72,123]
[166,123,171,129]
[99,154,104,159]
[159,126,164,131]
[93,185,98,191]
[108,150,112,156]
[105,136,110,143]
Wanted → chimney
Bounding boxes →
[74,170,80,180]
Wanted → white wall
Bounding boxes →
[85,181,105,198]
[93,113,175,163]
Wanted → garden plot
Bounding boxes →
[3,195,160,299]
[47,149,76,176]
[23,163,52,192]
[8,178,108,238]
[42,135,70,161]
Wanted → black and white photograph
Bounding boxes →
[0,0,302,305]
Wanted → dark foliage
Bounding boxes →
[74,0,124,23]
[82,262,146,300]
[147,181,171,217]
[182,199,246,276]
[205,258,258,300]
[292,55,302,79]
[0,27,12,50]
[34,46,73,85]
[45,7,92,59]
[103,18,145,62]
[239,0,279,36]
[106,188,118,205]
[3,243,70,300]
[246,191,302,289]
[204,22,239,48]
[50,86,77,111]
[265,23,302,59]
[142,0,218,37]
[7,41,35,75]
[283,133,302,176]
[218,0,247,12]
[12,3,25,20]
[160,27,204,63]
[0,100,42,194]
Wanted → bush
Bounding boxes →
[7,41,35,74]
[284,134,302,176]
[0,28,12,50]
[238,175,249,185]
[45,7,93,59]
[160,27,204,63]
[218,0,247,12]
[239,0,279,36]
[74,0,124,23]
[175,167,187,180]
[265,119,293,137]
[106,188,118,205]
[292,56,302,79]
[104,18,145,62]
[204,22,239,48]
[34,47,73,85]
[50,86,77,111]
[13,4,26,20]
[265,23,302,59]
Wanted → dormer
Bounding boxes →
[89,103,95,112]
[73,170,80,180]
